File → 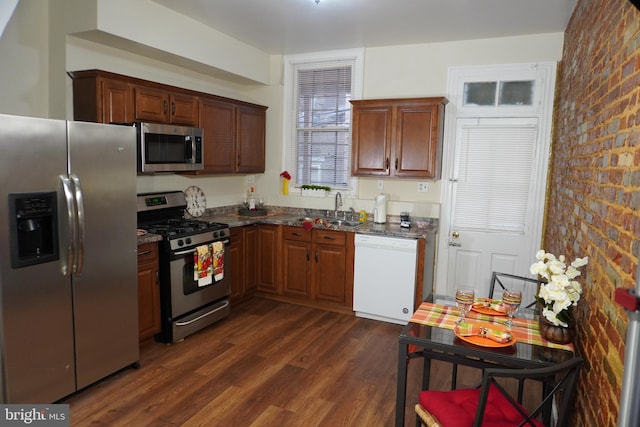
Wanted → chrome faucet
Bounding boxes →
[334,191,343,217]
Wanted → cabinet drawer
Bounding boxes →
[283,226,312,242]
[137,243,158,263]
[313,229,346,245]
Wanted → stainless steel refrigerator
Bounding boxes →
[0,114,139,403]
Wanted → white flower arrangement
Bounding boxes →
[530,250,589,327]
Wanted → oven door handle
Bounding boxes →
[173,239,230,256]
[174,300,230,326]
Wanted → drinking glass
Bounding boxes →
[502,290,522,330]
[455,287,475,323]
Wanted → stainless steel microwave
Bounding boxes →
[136,122,204,173]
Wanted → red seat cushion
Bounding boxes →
[418,384,545,427]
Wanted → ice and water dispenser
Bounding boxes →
[8,192,59,268]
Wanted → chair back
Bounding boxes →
[489,271,546,309]
[475,356,584,427]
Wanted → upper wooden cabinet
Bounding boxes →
[199,98,267,174]
[132,85,199,126]
[69,70,267,174]
[350,97,448,179]
[71,71,133,124]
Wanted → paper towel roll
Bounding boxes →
[374,193,387,223]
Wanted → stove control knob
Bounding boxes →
[177,239,184,247]
[213,231,219,239]
[186,238,192,245]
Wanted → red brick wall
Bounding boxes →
[548,0,640,425]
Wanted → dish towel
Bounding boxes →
[194,244,213,287]
[211,241,224,282]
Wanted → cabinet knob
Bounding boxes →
[386,157,389,170]
[395,158,398,170]
[163,100,168,113]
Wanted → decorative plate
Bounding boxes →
[184,186,206,217]
[454,322,515,348]
[471,303,507,316]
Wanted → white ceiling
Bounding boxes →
[152,0,577,55]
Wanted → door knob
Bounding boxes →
[452,231,459,238]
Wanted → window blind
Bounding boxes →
[452,123,538,233]
[290,59,354,188]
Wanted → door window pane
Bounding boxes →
[498,81,534,106]
[463,82,497,106]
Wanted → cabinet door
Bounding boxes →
[283,240,311,297]
[169,93,199,126]
[137,243,160,341]
[393,102,442,178]
[133,86,168,123]
[312,230,347,304]
[236,104,266,173]
[256,225,281,293]
[229,227,245,303]
[101,78,132,124]
[313,242,347,304]
[351,103,393,176]
[199,98,236,173]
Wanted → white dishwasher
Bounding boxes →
[353,234,418,325]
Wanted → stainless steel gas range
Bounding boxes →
[137,191,231,343]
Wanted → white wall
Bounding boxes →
[0,0,49,118]
[0,1,565,218]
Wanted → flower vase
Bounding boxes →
[538,315,576,344]
[282,179,289,195]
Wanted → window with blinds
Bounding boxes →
[452,120,538,233]
[291,60,355,188]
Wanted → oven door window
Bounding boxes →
[181,250,216,295]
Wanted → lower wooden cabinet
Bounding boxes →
[230,224,354,312]
[256,224,282,293]
[137,242,160,341]
[282,226,354,309]
[229,225,258,305]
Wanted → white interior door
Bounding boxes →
[435,62,557,299]
[445,118,540,300]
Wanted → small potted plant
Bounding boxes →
[530,249,588,343]
[300,184,331,197]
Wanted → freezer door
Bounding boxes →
[0,114,76,403]
[67,121,139,389]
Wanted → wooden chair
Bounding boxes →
[489,271,546,309]
[415,356,584,427]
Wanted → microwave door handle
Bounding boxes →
[186,136,194,163]
[70,173,85,275]
[59,175,77,277]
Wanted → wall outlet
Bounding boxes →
[377,180,384,190]
[418,182,429,192]
[246,175,255,183]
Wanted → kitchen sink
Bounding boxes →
[293,217,362,227]
[329,219,362,227]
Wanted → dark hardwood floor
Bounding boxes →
[62,298,474,426]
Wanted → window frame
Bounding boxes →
[282,48,364,196]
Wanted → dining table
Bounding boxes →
[395,293,577,427]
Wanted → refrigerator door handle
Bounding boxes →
[70,173,85,275]
[59,174,77,277]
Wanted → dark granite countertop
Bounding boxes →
[137,232,163,246]
[197,206,438,240]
